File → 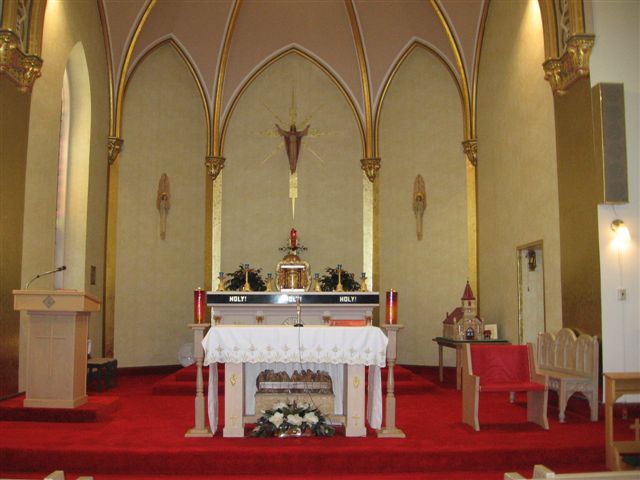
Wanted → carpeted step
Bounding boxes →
[0,395,119,422]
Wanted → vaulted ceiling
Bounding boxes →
[101,0,490,144]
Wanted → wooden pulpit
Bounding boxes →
[13,289,101,408]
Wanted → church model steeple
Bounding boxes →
[442,281,484,340]
[460,281,481,340]
[461,281,476,321]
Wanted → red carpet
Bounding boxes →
[0,365,627,479]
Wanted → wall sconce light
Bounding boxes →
[526,250,537,271]
[611,219,631,242]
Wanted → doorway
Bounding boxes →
[517,242,545,345]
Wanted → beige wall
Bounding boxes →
[476,0,561,342]
[114,43,206,367]
[20,0,109,386]
[0,76,31,397]
[222,53,363,280]
[378,47,467,366]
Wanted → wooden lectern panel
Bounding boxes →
[26,312,89,408]
[13,290,100,409]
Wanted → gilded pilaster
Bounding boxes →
[361,157,381,183]
[0,29,42,92]
[543,34,594,96]
[462,139,478,300]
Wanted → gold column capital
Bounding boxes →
[107,136,124,165]
[462,139,477,167]
[206,156,225,182]
[361,157,381,183]
[0,29,42,93]
[543,34,595,96]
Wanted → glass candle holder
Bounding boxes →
[385,289,398,324]
[193,288,206,324]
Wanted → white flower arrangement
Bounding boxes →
[251,401,335,437]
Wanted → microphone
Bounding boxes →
[25,266,66,289]
[294,296,304,327]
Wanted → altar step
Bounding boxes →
[0,395,119,422]
[151,365,435,396]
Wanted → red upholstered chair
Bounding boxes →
[328,319,367,326]
[461,343,548,431]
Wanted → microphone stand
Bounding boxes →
[294,296,304,327]
[25,266,66,289]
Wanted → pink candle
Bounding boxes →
[193,288,206,324]
[386,290,398,324]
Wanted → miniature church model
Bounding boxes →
[442,281,484,340]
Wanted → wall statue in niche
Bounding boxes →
[156,173,170,240]
[413,174,426,240]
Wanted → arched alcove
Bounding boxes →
[115,42,206,366]
[221,51,363,278]
[378,45,466,366]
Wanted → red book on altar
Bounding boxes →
[329,319,367,326]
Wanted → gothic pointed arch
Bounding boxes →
[375,40,464,157]
[220,47,365,156]
[125,37,211,152]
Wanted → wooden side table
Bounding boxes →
[605,372,640,470]
[433,337,510,389]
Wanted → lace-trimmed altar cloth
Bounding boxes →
[202,325,389,434]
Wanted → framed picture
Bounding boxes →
[483,324,498,340]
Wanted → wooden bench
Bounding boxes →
[537,328,599,422]
[462,343,548,431]
[87,357,118,391]
[505,464,639,479]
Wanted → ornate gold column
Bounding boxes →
[462,139,478,299]
[205,156,225,293]
[0,29,42,93]
[104,136,124,357]
[360,157,379,305]
[543,34,595,96]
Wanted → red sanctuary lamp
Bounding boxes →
[193,287,206,324]
[385,289,398,324]
[290,228,298,249]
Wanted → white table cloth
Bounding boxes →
[202,325,388,434]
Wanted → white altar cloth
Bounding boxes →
[202,325,388,435]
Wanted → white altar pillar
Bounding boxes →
[345,363,366,436]
[224,362,245,437]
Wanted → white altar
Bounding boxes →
[202,325,388,437]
